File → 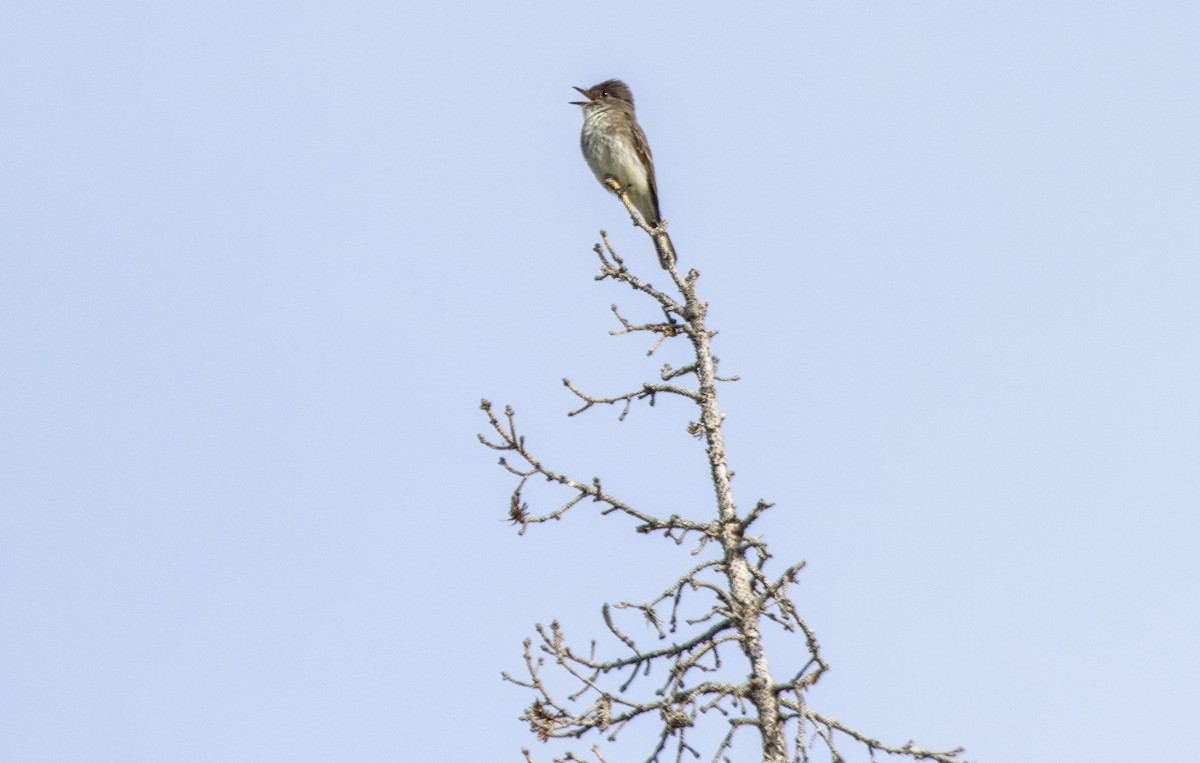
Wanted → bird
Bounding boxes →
[571,79,676,269]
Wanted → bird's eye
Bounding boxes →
[601,90,608,97]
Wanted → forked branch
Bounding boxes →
[482,188,972,763]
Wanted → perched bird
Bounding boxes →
[571,79,676,269]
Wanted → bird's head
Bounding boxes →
[570,79,635,111]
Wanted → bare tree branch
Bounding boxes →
[483,187,972,763]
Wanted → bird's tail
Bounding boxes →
[653,231,676,270]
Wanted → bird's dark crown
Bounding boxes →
[587,79,634,107]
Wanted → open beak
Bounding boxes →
[569,86,593,106]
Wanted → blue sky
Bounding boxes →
[2,2,1198,761]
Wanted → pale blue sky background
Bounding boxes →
[2,2,1198,761]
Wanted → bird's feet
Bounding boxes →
[604,176,630,196]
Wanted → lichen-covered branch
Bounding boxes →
[481,189,972,763]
